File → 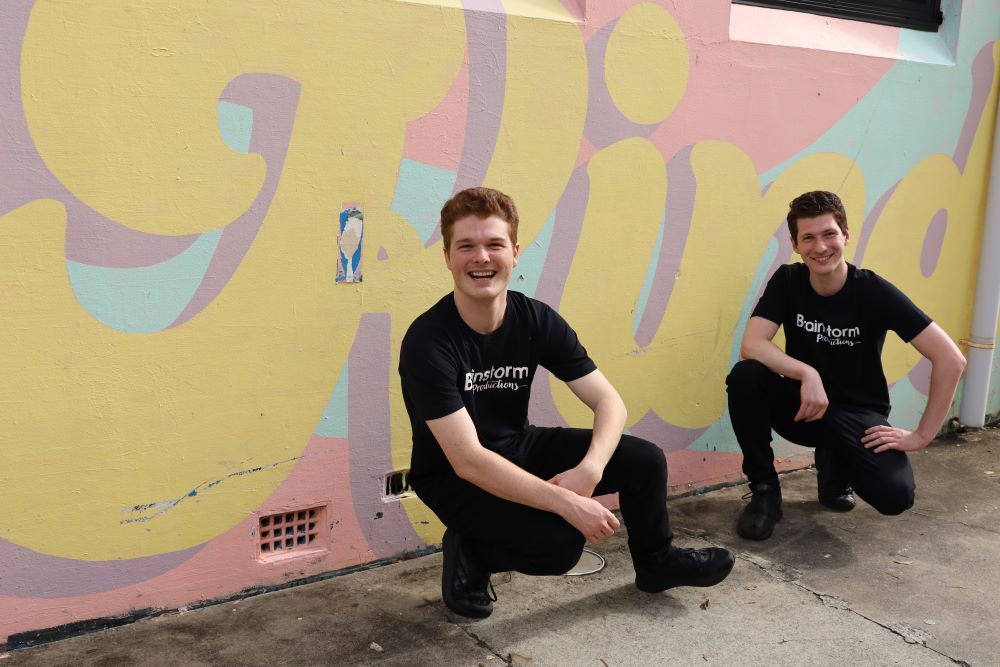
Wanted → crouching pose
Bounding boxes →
[728,190,966,540]
[400,187,734,618]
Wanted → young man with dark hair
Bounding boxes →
[728,190,966,540]
[400,187,734,618]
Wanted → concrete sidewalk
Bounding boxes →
[6,429,998,666]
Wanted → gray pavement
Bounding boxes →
[5,429,998,666]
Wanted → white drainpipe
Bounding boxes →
[959,91,1000,427]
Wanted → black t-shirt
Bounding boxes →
[399,291,597,482]
[752,263,932,415]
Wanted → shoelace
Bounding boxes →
[457,558,497,603]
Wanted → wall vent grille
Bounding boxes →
[258,506,323,558]
[384,469,412,499]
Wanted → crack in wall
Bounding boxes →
[736,552,971,666]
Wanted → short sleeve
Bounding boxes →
[867,273,933,342]
[535,303,597,382]
[399,327,465,422]
[751,267,790,325]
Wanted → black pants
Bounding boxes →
[412,426,673,575]
[726,359,914,515]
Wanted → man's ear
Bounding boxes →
[443,244,451,268]
[790,235,799,254]
[512,242,520,266]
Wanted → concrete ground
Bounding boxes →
[5,429,998,667]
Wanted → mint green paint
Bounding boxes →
[218,101,254,154]
[315,365,349,438]
[897,30,955,65]
[511,211,555,299]
[760,0,998,214]
[938,0,963,56]
[897,1,962,66]
[688,414,741,454]
[887,376,927,431]
[391,159,457,243]
[67,230,223,333]
[633,215,666,336]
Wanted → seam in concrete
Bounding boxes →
[452,622,512,666]
[908,510,1000,536]
[735,552,971,666]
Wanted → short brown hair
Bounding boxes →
[787,191,848,241]
[440,187,519,250]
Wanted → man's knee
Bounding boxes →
[620,435,667,479]
[726,359,772,395]
[865,481,915,516]
[521,526,585,575]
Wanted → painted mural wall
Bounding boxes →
[2,0,998,641]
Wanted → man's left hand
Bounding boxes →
[549,461,602,498]
[862,424,930,453]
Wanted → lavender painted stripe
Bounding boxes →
[451,7,507,192]
[168,74,300,328]
[908,355,933,396]
[635,148,696,348]
[0,538,200,598]
[583,18,658,150]
[920,209,948,278]
[348,314,425,556]
[527,166,591,427]
[424,4,508,248]
[534,165,590,308]
[852,183,898,266]
[953,44,996,172]
[0,0,199,267]
[629,410,706,454]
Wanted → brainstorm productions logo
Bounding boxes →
[795,314,860,347]
[464,365,530,392]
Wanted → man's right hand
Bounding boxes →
[560,493,620,544]
[795,368,829,422]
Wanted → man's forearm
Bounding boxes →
[742,338,818,383]
[457,445,576,515]
[914,357,965,443]
[580,393,627,472]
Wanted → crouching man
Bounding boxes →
[728,190,966,540]
[400,187,734,618]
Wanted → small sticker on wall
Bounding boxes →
[337,204,364,283]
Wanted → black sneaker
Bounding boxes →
[815,447,856,512]
[441,528,495,619]
[736,482,782,540]
[634,546,735,593]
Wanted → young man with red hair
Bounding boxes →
[400,187,734,618]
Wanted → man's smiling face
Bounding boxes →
[792,212,850,278]
[445,214,520,305]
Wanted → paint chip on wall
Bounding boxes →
[337,204,364,283]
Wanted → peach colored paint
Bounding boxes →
[402,50,470,171]
[5,435,373,640]
[590,1,894,174]
[664,446,813,496]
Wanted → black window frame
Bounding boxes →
[732,0,943,32]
